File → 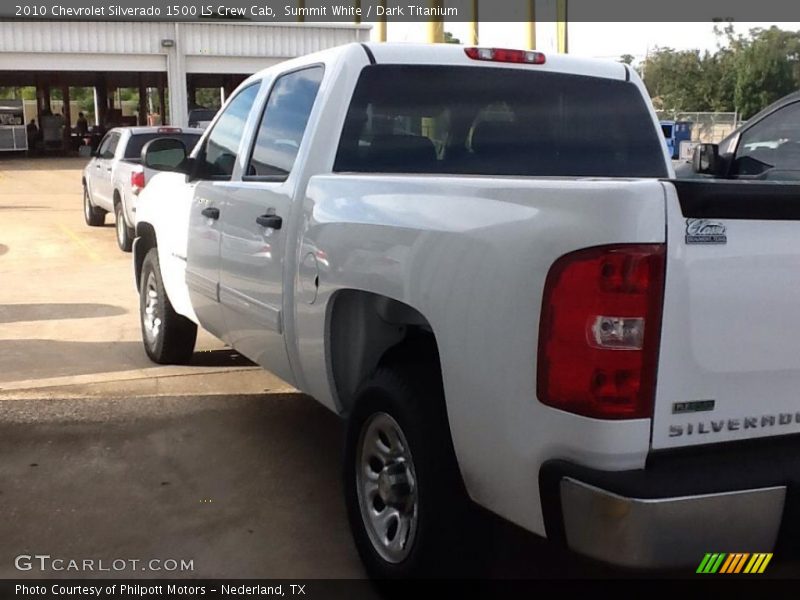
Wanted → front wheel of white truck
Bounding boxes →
[139,248,197,364]
[344,361,475,578]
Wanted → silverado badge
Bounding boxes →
[685,219,727,244]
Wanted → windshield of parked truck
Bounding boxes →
[334,65,668,178]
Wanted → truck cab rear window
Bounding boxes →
[334,65,667,178]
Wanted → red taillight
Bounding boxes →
[537,244,665,420]
[131,169,145,194]
[465,47,546,65]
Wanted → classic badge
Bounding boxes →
[685,219,726,244]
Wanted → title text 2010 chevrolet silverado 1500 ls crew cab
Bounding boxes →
[132,43,800,577]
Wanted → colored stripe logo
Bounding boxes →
[697,553,773,574]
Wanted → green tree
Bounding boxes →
[733,27,800,118]
[444,31,461,44]
[641,26,800,118]
[0,87,35,100]
[642,47,710,111]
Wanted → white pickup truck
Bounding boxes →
[133,43,799,577]
[82,126,202,251]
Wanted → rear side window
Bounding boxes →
[125,133,201,160]
[334,65,667,178]
[246,66,324,179]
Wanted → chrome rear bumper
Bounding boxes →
[559,478,785,569]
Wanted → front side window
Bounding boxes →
[733,102,800,179]
[196,83,260,180]
[334,65,668,178]
[246,66,324,179]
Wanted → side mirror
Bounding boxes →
[142,137,189,173]
[692,143,721,175]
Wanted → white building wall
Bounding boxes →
[0,21,370,126]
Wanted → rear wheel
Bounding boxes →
[344,362,475,578]
[139,248,197,364]
[115,201,133,252]
[83,184,105,226]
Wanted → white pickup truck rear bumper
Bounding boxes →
[538,437,798,570]
[559,479,784,569]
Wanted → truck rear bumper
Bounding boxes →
[558,478,784,569]
[539,435,800,569]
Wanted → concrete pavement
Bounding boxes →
[0,157,366,579]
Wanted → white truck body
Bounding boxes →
[133,43,798,572]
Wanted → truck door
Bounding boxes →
[217,66,324,384]
[91,131,120,209]
[185,83,261,340]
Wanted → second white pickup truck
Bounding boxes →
[82,126,202,251]
[133,43,800,577]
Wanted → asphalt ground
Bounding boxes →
[0,156,796,582]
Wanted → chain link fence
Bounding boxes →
[656,111,743,143]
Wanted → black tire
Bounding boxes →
[83,183,105,226]
[343,360,475,579]
[114,201,134,252]
[139,248,197,364]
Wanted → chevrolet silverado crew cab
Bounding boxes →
[82,126,202,251]
[133,43,800,577]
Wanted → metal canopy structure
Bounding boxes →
[0,20,369,132]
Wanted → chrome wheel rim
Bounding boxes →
[356,412,418,564]
[84,187,91,220]
[142,271,161,344]
[116,207,125,245]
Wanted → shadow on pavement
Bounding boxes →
[0,339,148,384]
[190,348,256,368]
[0,392,360,579]
[0,303,127,324]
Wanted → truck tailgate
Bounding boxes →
[653,180,800,449]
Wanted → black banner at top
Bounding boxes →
[3,0,800,22]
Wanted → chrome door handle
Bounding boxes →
[256,214,282,229]
[201,207,220,220]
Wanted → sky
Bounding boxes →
[373,22,800,61]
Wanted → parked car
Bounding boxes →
[677,91,800,180]
[188,108,217,130]
[134,42,797,577]
[81,126,203,251]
